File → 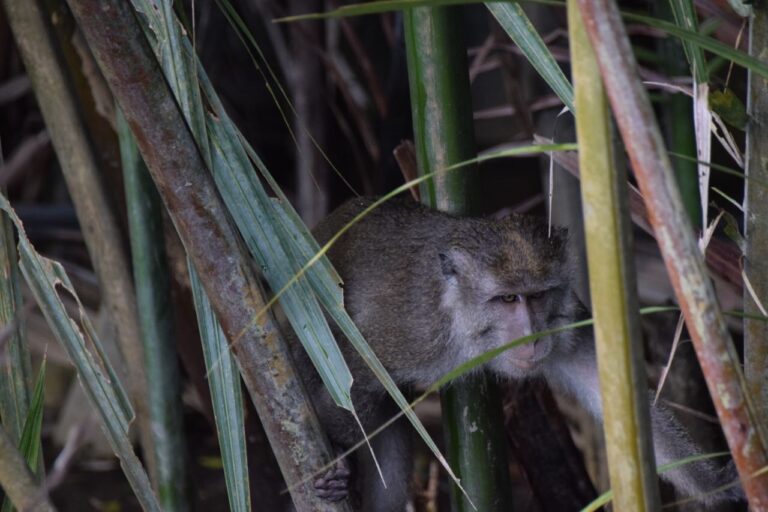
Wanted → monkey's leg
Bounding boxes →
[358,415,412,512]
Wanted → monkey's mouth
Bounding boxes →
[508,342,551,371]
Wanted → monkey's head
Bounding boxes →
[438,216,574,379]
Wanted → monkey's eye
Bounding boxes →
[499,294,520,303]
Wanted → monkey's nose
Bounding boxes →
[512,359,535,370]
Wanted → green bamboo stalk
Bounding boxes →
[744,5,768,440]
[403,7,513,511]
[568,2,661,510]
[118,111,189,511]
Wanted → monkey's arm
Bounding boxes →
[543,335,742,506]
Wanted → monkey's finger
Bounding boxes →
[315,487,349,501]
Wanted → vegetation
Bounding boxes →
[0,0,764,510]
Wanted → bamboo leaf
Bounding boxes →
[624,10,768,78]
[486,2,574,112]
[275,0,490,21]
[118,108,189,511]
[205,115,354,412]
[667,0,708,82]
[129,0,575,499]
[17,358,44,474]
[694,83,713,228]
[0,195,160,511]
[190,268,251,512]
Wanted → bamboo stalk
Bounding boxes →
[403,6,513,511]
[1,0,156,479]
[744,5,768,441]
[568,2,660,509]
[576,1,768,508]
[62,1,348,509]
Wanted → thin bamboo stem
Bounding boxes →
[744,5,768,441]
[403,6,513,511]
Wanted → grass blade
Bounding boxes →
[667,0,707,82]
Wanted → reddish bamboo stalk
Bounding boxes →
[62,0,348,509]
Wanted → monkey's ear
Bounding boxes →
[439,248,473,278]
[439,252,456,277]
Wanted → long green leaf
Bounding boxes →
[603,6,768,79]
[206,115,354,411]
[486,3,574,112]
[667,0,707,82]
[275,0,490,21]
[190,268,251,512]
[118,109,189,511]
[0,195,160,511]
[16,359,44,474]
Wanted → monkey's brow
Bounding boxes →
[483,286,550,301]
[496,280,562,296]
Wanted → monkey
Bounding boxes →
[285,196,742,511]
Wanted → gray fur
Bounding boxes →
[286,196,741,511]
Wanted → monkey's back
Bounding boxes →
[311,197,459,388]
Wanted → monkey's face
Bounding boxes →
[438,246,570,379]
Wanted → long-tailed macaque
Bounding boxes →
[287,197,741,511]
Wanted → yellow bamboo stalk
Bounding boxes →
[568,2,661,510]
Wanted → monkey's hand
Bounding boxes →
[314,459,351,502]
